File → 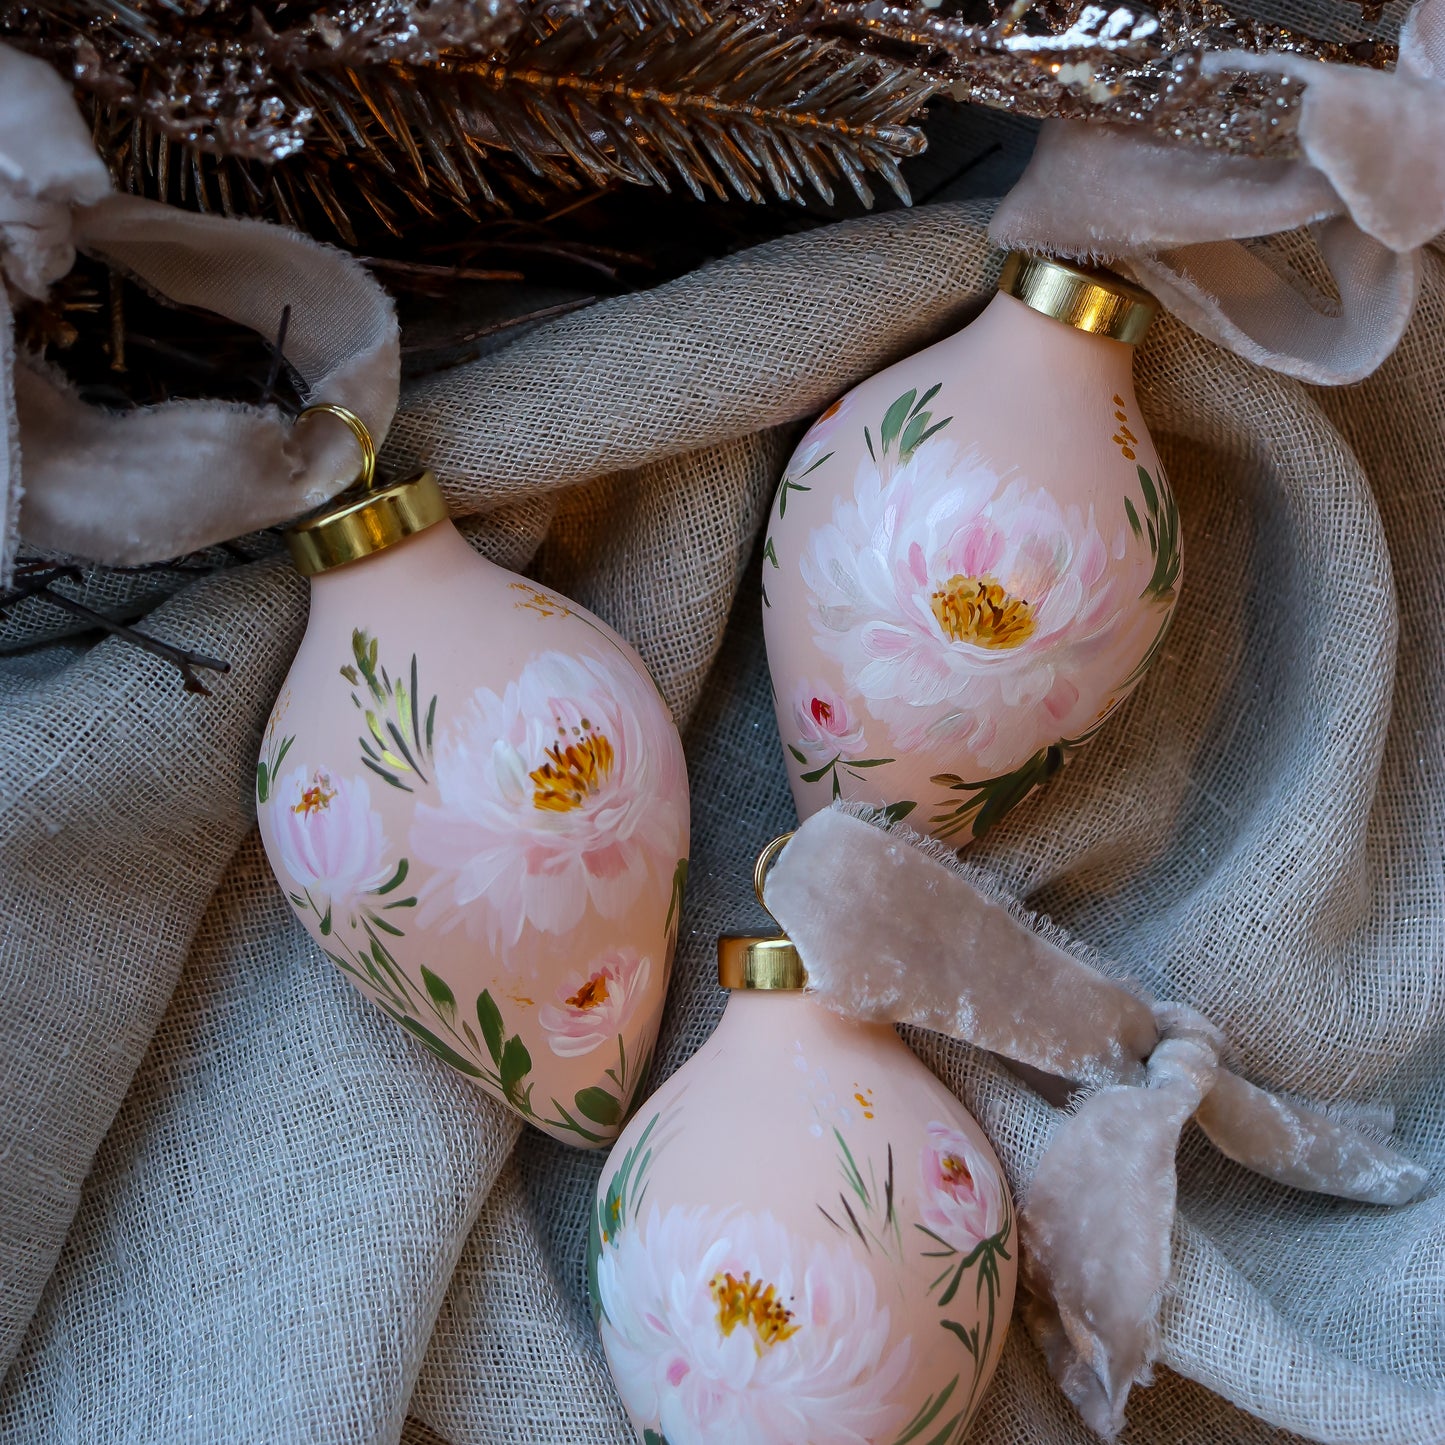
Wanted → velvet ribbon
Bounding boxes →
[0,45,399,582]
[991,0,1445,385]
[764,808,1428,1439]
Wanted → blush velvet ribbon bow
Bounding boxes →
[991,0,1445,386]
[0,44,399,583]
[763,807,1428,1439]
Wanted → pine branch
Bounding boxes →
[806,0,1395,154]
[0,0,935,237]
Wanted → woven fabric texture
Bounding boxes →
[1,199,1442,1444]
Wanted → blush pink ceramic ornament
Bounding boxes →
[590,842,1016,1444]
[762,252,1180,845]
[257,421,689,1148]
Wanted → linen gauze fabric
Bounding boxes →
[990,0,1445,387]
[3,195,1445,1445]
[0,43,400,583]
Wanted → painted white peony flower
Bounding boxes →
[539,949,653,1057]
[918,1122,1006,1254]
[790,679,868,760]
[800,438,1140,773]
[411,649,685,950]
[597,1204,911,1445]
[268,765,393,912]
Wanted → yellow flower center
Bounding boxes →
[566,974,610,1011]
[293,779,336,815]
[941,1152,975,1190]
[931,575,1035,650]
[530,728,615,812]
[709,1271,799,1351]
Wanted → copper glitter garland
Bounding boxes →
[0,0,1402,229]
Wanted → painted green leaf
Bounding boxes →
[890,1377,957,1445]
[1138,463,1159,512]
[500,1035,532,1102]
[664,857,689,940]
[319,904,332,936]
[799,756,839,783]
[880,388,916,457]
[941,1318,979,1357]
[394,1015,483,1076]
[586,1203,606,1324]
[340,664,359,684]
[395,680,413,742]
[375,858,409,895]
[1123,495,1143,538]
[763,536,779,570]
[776,477,811,518]
[575,1086,624,1126]
[255,763,269,804]
[864,426,876,462]
[477,991,505,1066]
[644,1431,670,1445]
[361,755,410,791]
[787,744,807,764]
[425,696,437,754]
[420,966,456,1020]
[898,408,932,459]
[880,800,917,825]
[904,418,951,456]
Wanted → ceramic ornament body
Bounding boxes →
[257,490,689,1148]
[762,254,1180,844]
[591,974,1016,1444]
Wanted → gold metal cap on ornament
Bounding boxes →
[999,252,1157,346]
[285,404,448,576]
[718,834,808,990]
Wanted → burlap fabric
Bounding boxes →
[1,198,1442,1444]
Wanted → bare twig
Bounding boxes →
[36,590,231,694]
[259,303,292,408]
[400,296,600,362]
[361,258,526,282]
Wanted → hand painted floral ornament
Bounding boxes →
[256,407,689,1148]
[590,837,1015,1444]
[762,252,1180,844]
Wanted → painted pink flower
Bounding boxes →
[791,681,867,760]
[411,649,687,950]
[918,1122,1006,1254]
[539,949,652,1057]
[597,1204,911,1445]
[267,765,393,912]
[800,439,1148,773]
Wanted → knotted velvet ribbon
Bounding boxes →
[0,44,399,582]
[992,0,1445,385]
[763,808,1428,1439]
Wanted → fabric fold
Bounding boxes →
[0,41,400,579]
[990,0,1445,385]
[764,806,1429,1437]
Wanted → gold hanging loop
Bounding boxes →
[296,403,377,492]
[753,832,795,919]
